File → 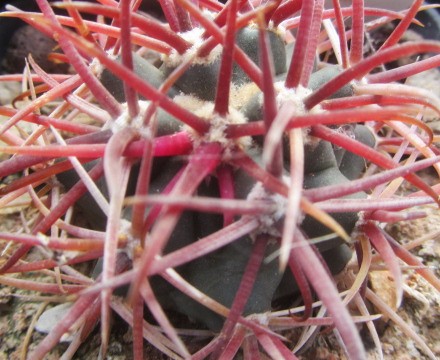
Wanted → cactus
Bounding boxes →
[0,0,440,359]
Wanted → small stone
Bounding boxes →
[369,270,398,312]
[35,303,74,342]
[1,25,69,74]
[0,81,20,105]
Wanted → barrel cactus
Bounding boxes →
[0,0,440,359]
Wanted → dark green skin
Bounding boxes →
[243,64,355,126]
[238,63,373,307]
[175,129,371,323]
[56,108,183,231]
[273,137,369,303]
[307,65,354,99]
[58,33,375,331]
[155,108,183,136]
[233,27,287,84]
[61,158,283,330]
[58,140,363,330]
[169,234,283,330]
[274,243,353,301]
[164,177,284,330]
[57,160,109,232]
[240,64,368,255]
[160,56,221,101]
[100,52,179,101]
[301,140,366,252]
[161,27,286,101]
[338,124,376,180]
